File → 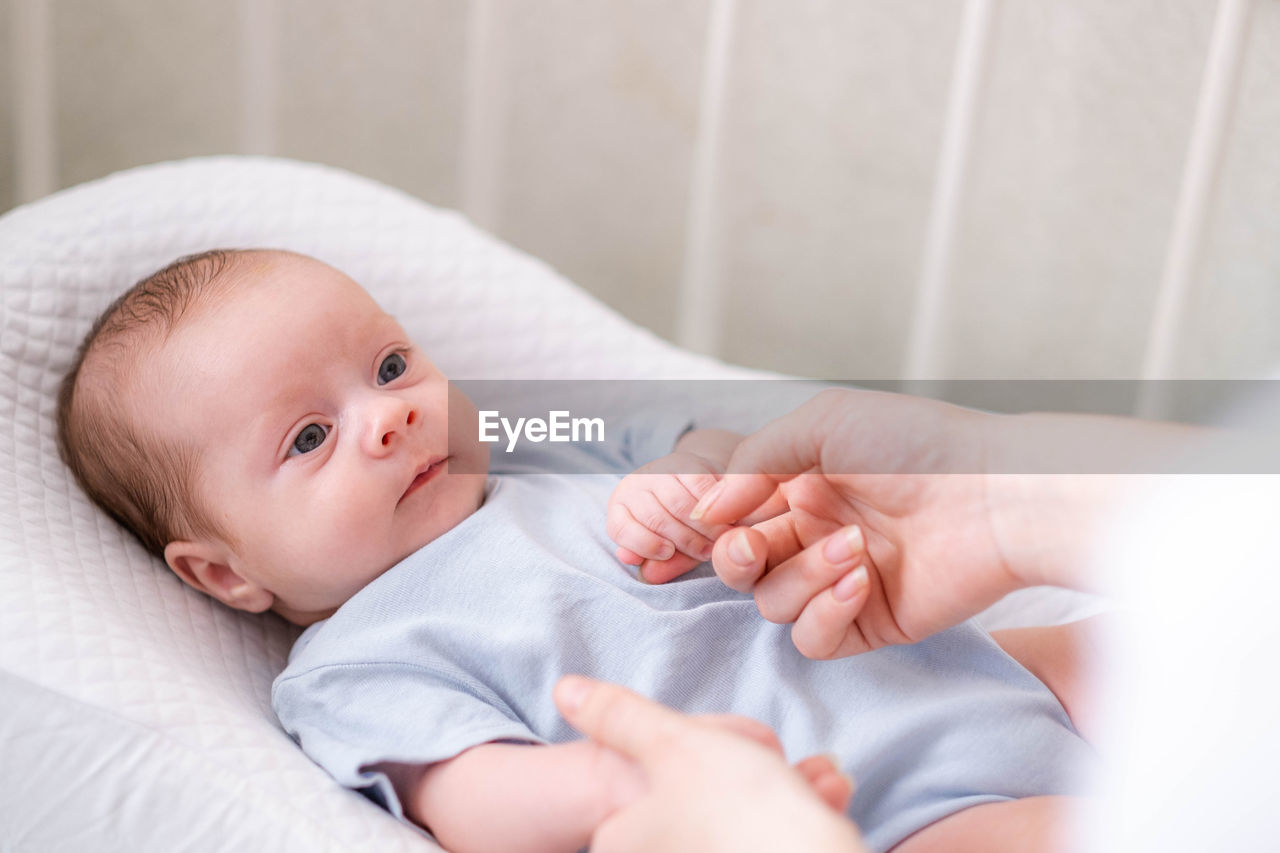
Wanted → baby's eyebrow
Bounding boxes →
[245,401,301,465]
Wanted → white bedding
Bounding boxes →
[0,156,1099,851]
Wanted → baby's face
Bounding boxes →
[140,253,488,624]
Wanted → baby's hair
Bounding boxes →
[56,248,271,558]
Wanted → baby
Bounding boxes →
[58,249,1095,853]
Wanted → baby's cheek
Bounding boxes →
[273,490,374,563]
[320,496,382,545]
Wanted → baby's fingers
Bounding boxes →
[794,754,855,813]
[639,552,703,584]
[607,503,676,563]
[627,490,716,562]
[615,546,644,566]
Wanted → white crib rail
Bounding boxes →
[1138,0,1255,417]
[459,0,506,234]
[676,0,737,357]
[6,0,1265,396]
[904,0,997,383]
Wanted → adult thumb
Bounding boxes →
[555,675,688,768]
[694,391,848,525]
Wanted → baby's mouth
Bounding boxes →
[399,456,448,506]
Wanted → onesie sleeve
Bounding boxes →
[611,411,695,469]
[272,660,545,820]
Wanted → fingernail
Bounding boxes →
[699,542,714,562]
[557,676,592,713]
[658,542,675,560]
[819,753,856,791]
[822,525,863,564]
[832,565,868,602]
[727,530,756,566]
[690,481,724,522]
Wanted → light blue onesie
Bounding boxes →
[272,416,1094,852]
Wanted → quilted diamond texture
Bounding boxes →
[0,156,744,851]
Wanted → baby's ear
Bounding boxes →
[164,541,274,613]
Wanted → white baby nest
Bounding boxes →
[0,156,753,851]
[0,156,1096,851]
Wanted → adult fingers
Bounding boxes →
[753,525,868,624]
[738,486,791,526]
[711,508,817,592]
[555,676,689,770]
[695,714,784,755]
[692,391,848,525]
[690,473,779,529]
[790,565,873,660]
[674,470,723,514]
[710,526,773,593]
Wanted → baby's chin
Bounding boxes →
[404,471,489,549]
[456,467,491,511]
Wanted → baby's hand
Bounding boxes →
[607,451,734,581]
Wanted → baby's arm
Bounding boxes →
[374,740,643,853]
[375,719,850,853]
[671,428,744,469]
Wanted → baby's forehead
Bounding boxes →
[77,248,374,427]
[152,263,397,375]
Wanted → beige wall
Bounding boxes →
[0,0,15,213]
[3,0,1278,381]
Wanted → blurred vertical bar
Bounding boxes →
[12,0,56,203]
[904,0,996,381]
[239,0,278,154]
[459,0,504,232]
[676,0,735,357]
[1138,0,1254,417]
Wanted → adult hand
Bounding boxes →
[690,389,1054,658]
[554,675,867,853]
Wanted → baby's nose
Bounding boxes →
[367,400,418,455]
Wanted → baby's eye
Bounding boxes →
[378,352,407,385]
[289,423,330,456]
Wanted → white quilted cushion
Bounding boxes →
[0,156,756,851]
[0,156,1100,851]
